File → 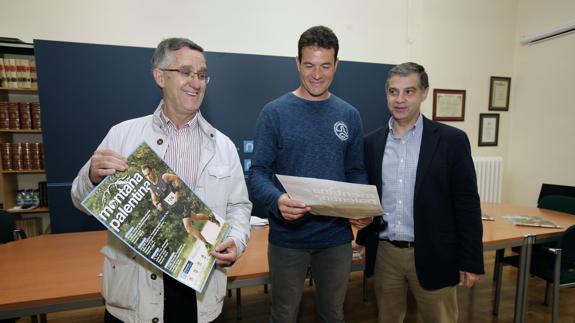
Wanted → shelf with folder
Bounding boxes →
[1,169,45,174]
[1,41,46,236]
[0,128,42,133]
[0,171,47,209]
[8,206,49,214]
[0,87,37,93]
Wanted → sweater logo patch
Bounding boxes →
[333,121,349,141]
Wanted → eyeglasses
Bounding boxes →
[160,67,210,84]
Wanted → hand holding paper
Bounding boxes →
[212,238,237,267]
[277,193,311,221]
[349,217,373,229]
[88,149,128,184]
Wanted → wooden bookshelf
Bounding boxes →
[8,206,49,214]
[0,128,42,133]
[1,42,47,237]
[1,169,45,174]
[0,87,37,93]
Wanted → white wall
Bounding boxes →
[0,0,407,62]
[507,0,575,206]
[2,0,572,205]
[410,1,517,159]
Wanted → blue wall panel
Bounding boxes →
[34,40,391,233]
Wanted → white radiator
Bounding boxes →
[472,156,503,203]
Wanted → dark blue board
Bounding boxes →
[34,40,391,233]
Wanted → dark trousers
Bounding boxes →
[104,274,197,323]
[268,242,352,323]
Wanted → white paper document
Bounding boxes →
[250,216,269,227]
[276,174,384,219]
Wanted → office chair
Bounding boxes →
[0,210,30,323]
[536,195,575,251]
[0,210,26,243]
[492,194,575,282]
[493,224,575,323]
[538,183,575,205]
[538,195,575,215]
[510,195,575,253]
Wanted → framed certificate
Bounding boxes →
[432,89,466,121]
[478,113,500,146]
[489,76,511,111]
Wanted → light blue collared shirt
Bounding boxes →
[378,114,423,242]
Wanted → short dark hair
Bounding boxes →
[386,62,429,90]
[298,26,339,61]
[151,38,204,70]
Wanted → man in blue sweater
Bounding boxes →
[248,25,372,323]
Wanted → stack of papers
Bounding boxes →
[481,212,494,221]
[250,216,269,227]
[503,215,561,228]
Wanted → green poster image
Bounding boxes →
[503,215,561,228]
[82,142,230,292]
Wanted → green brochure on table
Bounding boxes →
[81,142,230,292]
[503,215,561,228]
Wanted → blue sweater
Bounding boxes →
[247,92,368,249]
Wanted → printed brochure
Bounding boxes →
[503,214,561,228]
[81,142,230,292]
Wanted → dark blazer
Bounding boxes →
[356,115,485,290]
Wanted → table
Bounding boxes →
[482,203,575,249]
[226,227,270,319]
[0,227,273,321]
[227,227,270,290]
[1,204,573,322]
[481,203,575,323]
[0,230,106,321]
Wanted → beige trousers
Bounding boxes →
[373,240,458,323]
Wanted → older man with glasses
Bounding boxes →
[71,37,251,323]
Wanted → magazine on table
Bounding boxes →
[503,214,561,228]
[81,142,230,292]
[481,212,495,221]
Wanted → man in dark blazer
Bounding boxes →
[356,62,484,323]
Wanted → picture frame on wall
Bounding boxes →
[478,113,500,146]
[489,76,511,111]
[432,89,466,121]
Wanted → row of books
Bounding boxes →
[0,142,45,171]
[0,101,41,130]
[0,57,38,90]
